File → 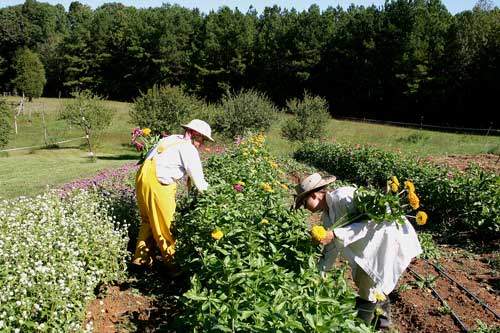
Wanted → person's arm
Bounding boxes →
[180,145,209,192]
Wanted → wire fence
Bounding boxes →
[0,136,87,153]
[336,116,499,136]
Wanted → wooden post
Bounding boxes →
[41,104,48,146]
[14,95,25,135]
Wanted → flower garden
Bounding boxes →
[0,134,499,332]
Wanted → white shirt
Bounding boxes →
[144,135,209,192]
[319,186,422,296]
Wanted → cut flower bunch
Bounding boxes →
[131,127,161,163]
[312,176,428,242]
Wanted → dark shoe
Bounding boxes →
[375,296,392,329]
[355,297,377,324]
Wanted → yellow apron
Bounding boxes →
[132,141,185,267]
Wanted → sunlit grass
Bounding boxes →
[1,97,498,199]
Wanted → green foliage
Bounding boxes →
[58,91,115,149]
[213,89,278,138]
[0,190,129,331]
[417,232,442,260]
[173,134,369,332]
[411,274,438,290]
[398,132,430,144]
[11,48,47,99]
[294,142,500,237]
[130,85,204,135]
[281,92,330,142]
[0,99,12,148]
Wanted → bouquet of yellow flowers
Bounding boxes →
[311,176,428,243]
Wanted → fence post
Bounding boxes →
[41,103,48,146]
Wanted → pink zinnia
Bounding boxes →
[234,185,244,191]
[136,142,144,152]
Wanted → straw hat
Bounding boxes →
[181,119,215,142]
[295,173,336,209]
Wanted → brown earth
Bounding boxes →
[84,154,500,332]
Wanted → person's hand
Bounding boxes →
[319,230,334,245]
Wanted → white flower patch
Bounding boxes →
[0,190,130,331]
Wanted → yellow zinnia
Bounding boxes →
[373,291,387,302]
[236,181,246,186]
[408,192,420,210]
[311,225,327,242]
[261,219,269,224]
[416,211,428,225]
[142,128,151,136]
[404,181,415,193]
[261,182,274,193]
[269,161,278,168]
[280,183,289,190]
[390,182,399,193]
[390,176,400,186]
[211,229,224,240]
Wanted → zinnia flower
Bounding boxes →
[261,219,269,224]
[404,181,415,193]
[280,184,289,190]
[373,291,387,302]
[142,128,151,136]
[269,161,278,168]
[136,142,144,152]
[211,229,223,240]
[416,211,428,225]
[261,182,274,193]
[390,176,400,186]
[234,185,244,191]
[408,192,420,210]
[236,181,245,186]
[389,182,399,193]
[311,225,327,242]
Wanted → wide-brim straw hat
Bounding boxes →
[294,172,336,209]
[181,119,215,142]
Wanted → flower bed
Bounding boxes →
[0,190,129,331]
[172,135,370,332]
[294,142,500,236]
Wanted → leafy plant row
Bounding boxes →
[0,190,129,332]
[294,142,500,236]
[173,135,369,332]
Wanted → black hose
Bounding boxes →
[407,266,469,333]
[424,259,500,321]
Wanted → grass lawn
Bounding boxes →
[1,97,499,199]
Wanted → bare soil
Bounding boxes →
[84,154,500,332]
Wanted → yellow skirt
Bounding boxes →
[132,159,177,267]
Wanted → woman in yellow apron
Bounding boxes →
[131,119,214,269]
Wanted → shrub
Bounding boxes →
[130,85,205,136]
[0,99,12,148]
[281,92,330,142]
[213,89,278,138]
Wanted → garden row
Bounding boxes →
[294,142,500,237]
[170,135,370,332]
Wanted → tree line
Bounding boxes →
[0,0,499,128]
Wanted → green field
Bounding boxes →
[1,96,499,199]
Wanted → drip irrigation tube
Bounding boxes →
[407,266,469,333]
[424,259,500,321]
